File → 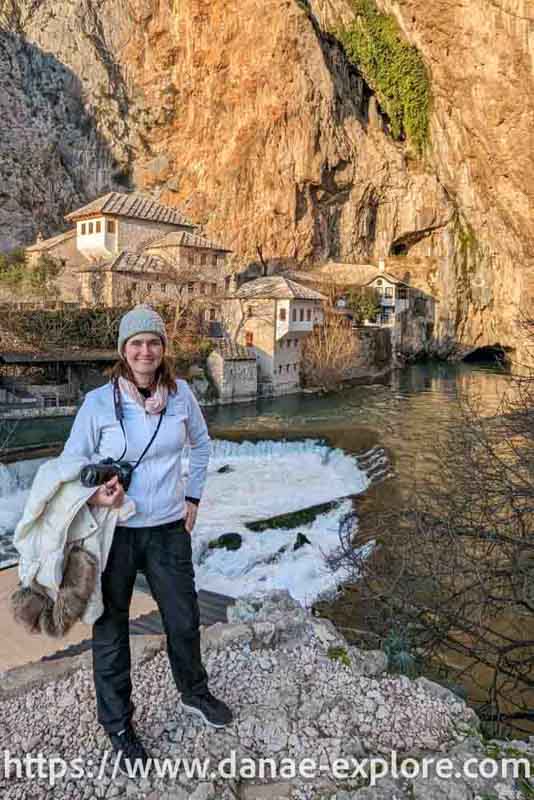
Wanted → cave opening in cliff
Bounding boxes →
[463,345,511,367]
[391,242,408,256]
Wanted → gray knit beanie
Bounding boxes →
[117,304,168,354]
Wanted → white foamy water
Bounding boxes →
[0,441,369,602]
[191,439,369,603]
[0,459,45,540]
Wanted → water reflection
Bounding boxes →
[5,362,512,488]
[205,362,512,492]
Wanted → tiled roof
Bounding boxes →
[215,340,256,361]
[148,230,231,252]
[235,276,327,301]
[364,271,410,287]
[65,192,195,228]
[78,251,183,281]
[26,228,76,252]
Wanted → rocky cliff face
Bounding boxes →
[0,0,532,361]
[309,0,534,360]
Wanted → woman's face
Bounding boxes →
[123,333,164,384]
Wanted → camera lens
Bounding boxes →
[80,466,99,487]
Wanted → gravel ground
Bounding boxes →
[0,591,528,800]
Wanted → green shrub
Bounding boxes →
[382,627,420,677]
[345,286,381,324]
[0,248,27,288]
[0,249,62,294]
[327,646,352,667]
[336,0,431,154]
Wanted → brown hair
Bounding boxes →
[106,354,178,394]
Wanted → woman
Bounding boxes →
[62,304,232,774]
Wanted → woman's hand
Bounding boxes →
[184,501,198,534]
[87,475,125,509]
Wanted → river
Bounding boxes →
[0,359,510,587]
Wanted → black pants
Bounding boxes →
[92,518,209,734]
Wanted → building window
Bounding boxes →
[397,287,408,299]
[200,253,207,266]
[247,306,253,317]
[224,276,231,291]
[211,254,217,266]
[280,308,287,321]
[211,283,217,295]
[107,220,116,234]
[306,309,311,321]
[187,282,195,293]
[161,283,167,293]
[147,283,152,292]
[385,287,393,298]
[81,223,86,235]
[96,221,101,233]
[199,283,205,295]
[299,309,304,321]
[245,331,254,346]
[132,282,137,291]
[292,308,297,322]
[187,252,194,265]
[88,222,94,234]
[209,308,216,321]
[414,297,427,316]
[376,278,383,286]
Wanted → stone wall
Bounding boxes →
[116,217,184,253]
[394,290,437,359]
[1,235,85,305]
[222,297,277,389]
[206,351,258,403]
[344,326,393,380]
[272,334,302,394]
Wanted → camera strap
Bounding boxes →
[113,379,166,470]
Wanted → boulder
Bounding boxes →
[208,533,243,551]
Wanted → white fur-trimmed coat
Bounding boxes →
[12,455,136,632]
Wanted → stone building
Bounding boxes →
[206,341,257,404]
[64,192,196,262]
[363,269,410,326]
[23,229,85,302]
[362,265,437,355]
[78,252,187,307]
[23,192,233,308]
[220,276,327,396]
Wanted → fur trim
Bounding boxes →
[10,544,98,638]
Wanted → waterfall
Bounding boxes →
[0,458,44,499]
[0,440,384,601]
[209,438,328,460]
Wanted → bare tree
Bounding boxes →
[328,321,534,735]
[301,310,360,391]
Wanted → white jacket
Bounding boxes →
[61,379,211,527]
[13,454,136,625]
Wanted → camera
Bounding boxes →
[80,458,134,492]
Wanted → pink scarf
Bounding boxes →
[118,376,168,415]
